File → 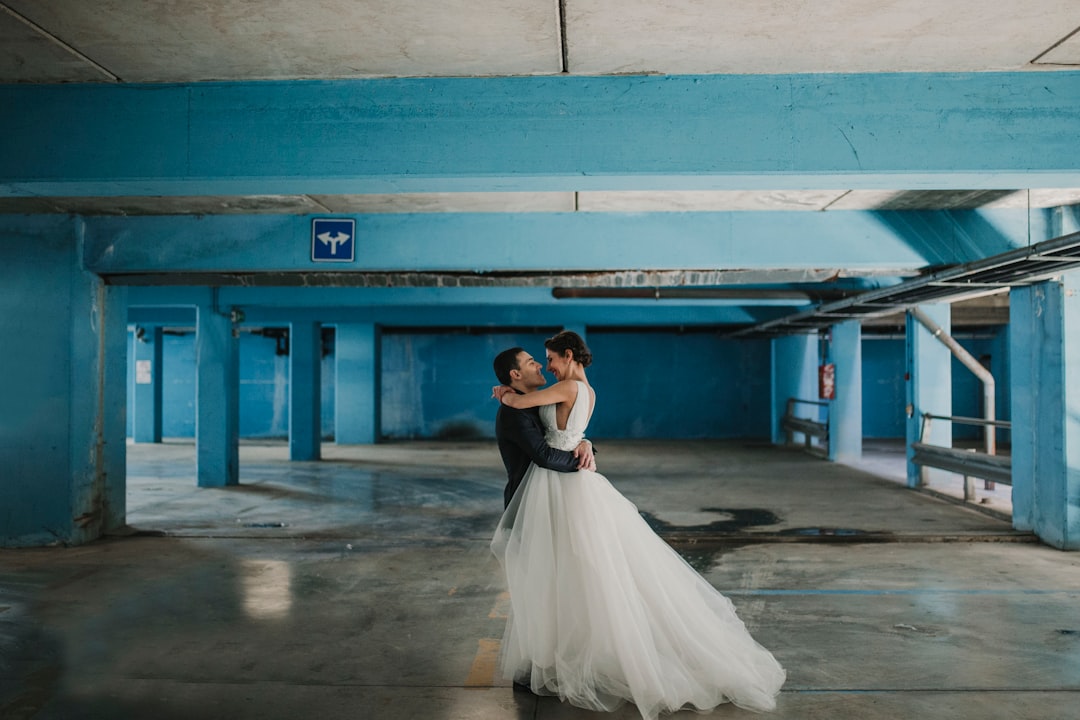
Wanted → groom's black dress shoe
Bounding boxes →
[512,681,535,694]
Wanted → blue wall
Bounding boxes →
[164,333,196,438]
[377,330,773,440]
[588,332,772,439]
[129,327,774,441]
[126,325,1007,443]
[380,330,555,440]
[862,338,907,438]
[950,327,1011,443]
[860,329,1010,441]
[127,329,335,439]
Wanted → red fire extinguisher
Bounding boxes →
[819,363,836,400]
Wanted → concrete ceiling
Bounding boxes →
[1,1,1079,216]
[3,0,1078,83]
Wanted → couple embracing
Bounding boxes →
[490,331,785,720]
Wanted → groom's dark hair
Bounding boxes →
[493,347,525,386]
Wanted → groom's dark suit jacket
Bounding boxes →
[496,403,580,508]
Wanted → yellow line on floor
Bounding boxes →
[464,638,501,687]
[488,590,510,619]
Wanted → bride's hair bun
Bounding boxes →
[545,330,592,368]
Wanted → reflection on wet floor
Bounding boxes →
[642,507,782,535]
[2,440,1078,719]
[124,439,1026,544]
[240,559,293,620]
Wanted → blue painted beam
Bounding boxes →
[870,209,1050,266]
[128,307,198,325]
[205,285,818,309]
[3,73,1080,195]
[126,285,814,327]
[84,209,1050,275]
[199,305,796,329]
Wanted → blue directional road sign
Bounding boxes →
[311,218,356,262]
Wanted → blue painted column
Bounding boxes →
[1010,275,1080,549]
[0,216,129,546]
[770,334,818,445]
[905,304,952,487]
[829,321,863,462]
[132,325,163,443]
[196,303,239,487]
[335,323,380,444]
[69,277,129,542]
[99,284,129,534]
[289,321,322,460]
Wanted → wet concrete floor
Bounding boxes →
[2,440,1078,719]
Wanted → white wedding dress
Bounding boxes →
[491,381,785,718]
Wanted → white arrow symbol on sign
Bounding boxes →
[317,231,351,255]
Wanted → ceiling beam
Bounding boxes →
[3,72,1080,197]
[80,208,1055,276]
[124,285,800,327]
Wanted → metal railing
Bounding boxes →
[911,412,1012,501]
[781,398,829,458]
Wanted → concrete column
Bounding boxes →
[0,216,128,546]
[829,320,863,462]
[770,334,818,445]
[99,285,129,534]
[132,325,163,443]
[69,279,129,541]
[335,323,380,444]
[905,304,952,488]
[289,321,322,461]
[1010,276,1080,549]
[196,303,239,487]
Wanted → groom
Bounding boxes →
[493,346,595,508]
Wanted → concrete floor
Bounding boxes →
[2,440,1079,719]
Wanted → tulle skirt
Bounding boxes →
[491,464,785,719]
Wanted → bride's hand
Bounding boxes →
[492,385,514,402]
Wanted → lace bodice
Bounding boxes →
[539,381,591,451]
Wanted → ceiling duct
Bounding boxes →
[728,230,1080,338]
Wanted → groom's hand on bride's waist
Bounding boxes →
[573,440,596,472]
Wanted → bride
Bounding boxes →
[491,331,785,719]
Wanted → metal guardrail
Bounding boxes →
[912,412,1012,501]
[781,398,828,458]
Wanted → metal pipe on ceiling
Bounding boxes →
[551,288,817,301]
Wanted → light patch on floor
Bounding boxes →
[465,638,503,687]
